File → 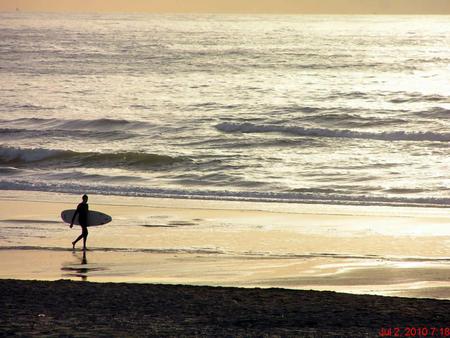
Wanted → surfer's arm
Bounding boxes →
[70,207,79,227]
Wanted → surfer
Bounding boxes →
[70,194,89,251]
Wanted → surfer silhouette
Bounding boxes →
[70,194,89,251]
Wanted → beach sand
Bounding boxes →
[1,190,450,336]
[1,279,449,337]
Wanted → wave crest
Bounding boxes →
[0,117,155,131]
[0,146,183,169]
[215,122,450,142]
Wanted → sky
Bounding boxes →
[1,0,450,14]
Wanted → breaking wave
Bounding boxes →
[215,122,450,142]
[0,146,184,169]
[1,179,450,208]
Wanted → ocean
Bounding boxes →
[1,13,449,207]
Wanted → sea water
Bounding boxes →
[0,13,449,207]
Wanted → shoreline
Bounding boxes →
[1,189,450,300]
[3,184,450,209]
[1,279,450,337]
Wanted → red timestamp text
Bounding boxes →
[379,327,450,337]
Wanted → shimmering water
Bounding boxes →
[1,13,449,207]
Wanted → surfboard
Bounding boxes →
[61,209,112,227]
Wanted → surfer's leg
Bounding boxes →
[81,226,88,250]
[72,233,83,249]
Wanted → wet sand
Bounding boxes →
[1,279,450,337]
[1,190,450,299]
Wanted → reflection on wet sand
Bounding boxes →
[61,251,106,281]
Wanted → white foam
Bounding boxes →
[1,179,450,208]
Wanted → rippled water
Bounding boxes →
[1,13,449,207]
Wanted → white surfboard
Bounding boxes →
[61,209,112,227]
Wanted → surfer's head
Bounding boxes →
[82,194,88,202]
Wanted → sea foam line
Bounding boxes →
[1,180,450,208]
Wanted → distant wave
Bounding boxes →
[0,127,136,141]
[0,146,184,169]
[0,118,156,141]
[215,122,450,142]
[0,166,19,174]
[411,107,450,119]
[299,113,408,128]
[0,117,155,131]
[390,93,449,104]
[56,118,155,131]
[3,104,58,111]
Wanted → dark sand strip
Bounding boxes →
[1,279,449,337]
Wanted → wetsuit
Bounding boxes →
[76,202,89,227]
[71,201,89,248]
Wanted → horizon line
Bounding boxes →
[3,9,450,15]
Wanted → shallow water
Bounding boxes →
[1,191,450,298]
